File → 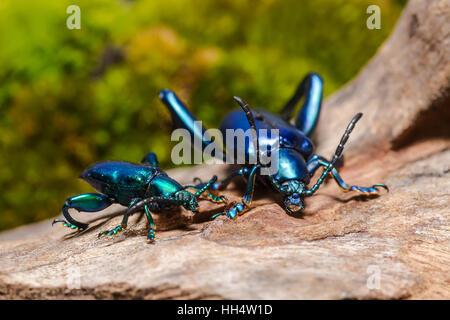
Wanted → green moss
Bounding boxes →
[0,0,404,230]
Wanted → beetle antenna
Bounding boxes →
[194,175,218,198]
[304,112,363,196]
[233,96,260,166]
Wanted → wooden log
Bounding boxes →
[0,0,449,299]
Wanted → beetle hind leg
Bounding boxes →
[159,89,224,161]
[53,193,113,231]
[279,73,323,137]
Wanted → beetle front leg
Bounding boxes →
[307,154,343,175]
[191,167,250,197]
[212,165,259,220]
[307,154,388,195]
[122,194,198,241]
[53,193,113,231]
[184,175,230,204]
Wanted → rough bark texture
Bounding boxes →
[0,0,449,299]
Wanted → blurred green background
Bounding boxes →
[0,0,405,230]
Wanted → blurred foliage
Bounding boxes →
[0,0,404,230]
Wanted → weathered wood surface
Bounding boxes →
[0,0,449,299]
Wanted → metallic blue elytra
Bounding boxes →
[160,73,388,219]
[219,108,314,161]
[53,152,227,242]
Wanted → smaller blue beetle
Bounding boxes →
[53,152,226,242]
[160,73,388,219]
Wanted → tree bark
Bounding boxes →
[0,0,449,299]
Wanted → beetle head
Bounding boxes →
[280,179,305,214]
[175,190,199,213]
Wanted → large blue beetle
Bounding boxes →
[159,73,388,219]
[53,152,226,242]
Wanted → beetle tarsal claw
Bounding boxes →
[210,201,237,220]
[146,229,156,243]
[97,224,126,238]
[215,195,228,203]
[52,218,79,230]
[375,184,389,192]
[210,212,225,220]
[200,192,228,204]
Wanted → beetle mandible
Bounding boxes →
[53,152,226,242]
[159,73,388,219]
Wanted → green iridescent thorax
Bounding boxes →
[147,175,183,197]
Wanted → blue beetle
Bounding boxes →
[53,152,226,242]
[159,73,388,219]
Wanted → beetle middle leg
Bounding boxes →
[143,205,156,242]
[97,213,129,238]
[98,198,157,241]
[306,154,388,195]
[98,198,141,238]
